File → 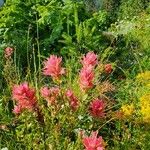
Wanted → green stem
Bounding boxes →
[98,117,115,131]
[36,14,41,81]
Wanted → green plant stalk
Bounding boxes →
[98,117,115,131]
[133,52,143,73]
[14,47,17,77]
[14,47,20,82]
[74,3,80,44]
[27,25,31,81]
[36,14,41,81]
[33,45,38,94]
[67,15,70,35]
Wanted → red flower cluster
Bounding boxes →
[40,86,60,105]
[12,82,37,114]
[89,98,105,118]
[4,47,14,59]
[82,131,105,150]
[79,52,97,91]
[66,89,79,111]
[104,64,113,74]
[81,51,98,68]
[79,67,94,90]
[43,55,65,79]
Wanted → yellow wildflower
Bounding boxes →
[136,71,150,82]
[140,94,150,123]
[121,103,134,117]
[146,83,150,87]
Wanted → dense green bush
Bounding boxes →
[0,0,110,67]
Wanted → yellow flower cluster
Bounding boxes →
[136,71,150,82]
[147,83,150,87]
[140,94,150,123]
[121,103,134,117]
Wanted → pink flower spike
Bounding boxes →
[43,55,65,79]
[4,47,14,58]
[40,86,51,98]
[89,99,105,118]
[40,86,60,105]
[83,131,105,150]
[79,67,94,91]
[66,89,79,111]
[104,64,113,74]
[13,105,22,114]
[66,89,74,98]
[12,82,37,113]
[81,51,98,68]
[50,87,60,96]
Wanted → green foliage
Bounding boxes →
[117,0,149,20]
[0,0,110,72]
[110,7,150,74]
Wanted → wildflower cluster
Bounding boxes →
[4,47,14,59]
[104,64,113,74]
[89,99,106,118]
[40,86,60,105]
[66,89,79,111]
[82,131,105,150]
[79,52,97,91]
[121,103,134,117]
[10,51,115,149]
[140,94,150,123]
[12,82,37,114]
[43,55,65,80]
[136,71,150,81]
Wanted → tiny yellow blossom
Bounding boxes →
[140,94,150,123]
[121,103,134,117]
